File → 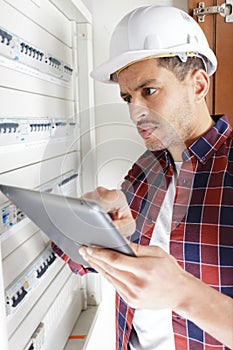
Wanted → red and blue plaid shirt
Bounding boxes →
[53,115,233,350]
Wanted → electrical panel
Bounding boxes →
[0,1,98,350]
[0,25,73,86]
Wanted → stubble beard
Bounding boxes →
[144,100,194,153]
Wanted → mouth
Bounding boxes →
[137,123,158,139]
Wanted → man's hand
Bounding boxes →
[79,242,186,310]
[83,186,136,237]
[79,243,233,349]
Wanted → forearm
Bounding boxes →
[176,271,233,349]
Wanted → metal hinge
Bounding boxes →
[193,1,233,22]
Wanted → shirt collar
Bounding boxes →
[182,115,232,164]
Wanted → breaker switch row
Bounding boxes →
[0,203,17,234]
[30,123,51,132]
[20,43,44,61]
[0,28,12,45]
[0,122,19,133]
[55,121,67,127]
[48,56,61,68]
[0,25,74,84]
[36,252,56,279]
[64,65,73,75]
[5,248,58,315]
[0,169,78,236]
[11,286,28,308]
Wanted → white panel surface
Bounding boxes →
[1,220,40,259]
[0,1,73,60]
[50,0,92,23]
[0,87,75,119]
[0,151,78,197]
[64,306,100,350]
[3,0,72,46]
[41,274,84,350]
[0,66,73,99]
[0,242,8,350]
[76,23,96,193]
[2,231,49,288]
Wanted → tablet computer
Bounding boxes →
[0,184,136,265]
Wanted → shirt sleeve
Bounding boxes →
[51,242,97,275]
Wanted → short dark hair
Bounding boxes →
[157,56,206,81]
[110,56,206,82]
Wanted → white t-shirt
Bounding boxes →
[129,162,182,350]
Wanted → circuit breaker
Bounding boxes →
[0,1,98,349]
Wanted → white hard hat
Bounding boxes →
[91,5,217,83]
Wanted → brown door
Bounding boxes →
[189,0,233,125]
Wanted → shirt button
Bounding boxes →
[201,156,206,162]
[182,179,186,185]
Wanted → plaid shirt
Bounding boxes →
[53,115,233,350]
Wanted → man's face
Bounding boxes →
[118,59,197,154]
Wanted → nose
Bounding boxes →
[129,103,150,125]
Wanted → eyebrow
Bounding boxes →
[120,79,160,98]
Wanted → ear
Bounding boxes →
[192,69,210,102]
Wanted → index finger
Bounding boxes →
[82,187,129,214]
[79,245,138,273]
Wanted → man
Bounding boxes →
[53,5,233,350]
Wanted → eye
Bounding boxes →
[144,88,157,96]
[122,95,132,104]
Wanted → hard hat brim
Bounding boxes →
[91,45,217,84]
